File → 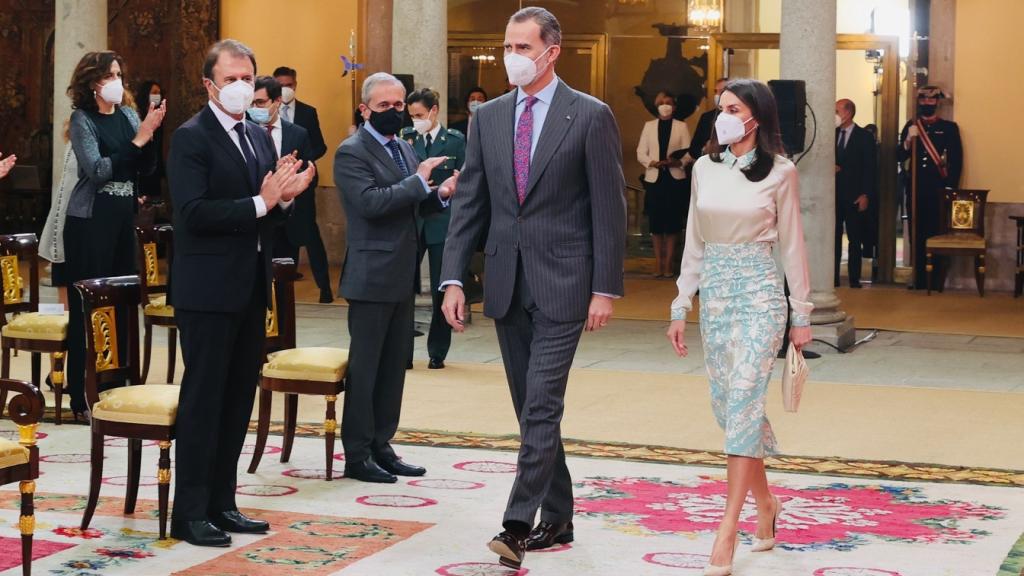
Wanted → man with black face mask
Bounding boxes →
[333,72,457,483]
[899,85,963,289]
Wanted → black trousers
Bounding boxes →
[494,260,585,527]
[420,241,452,361]
[834,201,866,287]
[63,194,136,412]
[274,226,331,293]
[172,260,266,521]
[342,296,414,463]
[910,184,943,288]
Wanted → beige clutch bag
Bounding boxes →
[782,343,808,413]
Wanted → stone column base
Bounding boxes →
[811,316,857,352]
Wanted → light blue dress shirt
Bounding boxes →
[514,75,560,161]
[363,121,432,194]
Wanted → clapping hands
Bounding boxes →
[259,153,316,208]
[0,152,16,180]
[133,100,167,148]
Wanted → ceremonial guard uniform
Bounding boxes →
[899,86,963,288]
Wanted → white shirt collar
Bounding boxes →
[272,114,283,131]
[428,123,442,141]
[208,100,246,134]
[516,74,559,107]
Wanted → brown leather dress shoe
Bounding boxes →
[488,530,526,569]
[526,521,574,550]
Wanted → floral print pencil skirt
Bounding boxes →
[699,242,787,458]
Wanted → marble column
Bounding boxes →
[781,0,853,345]
[52,0,107,187]
[392,0,448,120]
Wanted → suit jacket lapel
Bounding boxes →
[202,106,254,195]
[524,81,577,199]
[359,127,404,180]
[495,92,518,200]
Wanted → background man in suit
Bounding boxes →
[249,76,324,291]
[273,66,332,302]
[402,87,466,369]
[334,72,456,484]
[450,86,488,135]
[835,98,877,288]
[440,7,626,570]
[167,39,314,547]
[688,77,728,163]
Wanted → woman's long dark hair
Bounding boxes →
[707,79,784,183]
[67,51,132,112]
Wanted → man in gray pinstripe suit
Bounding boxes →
[440,7,626,570]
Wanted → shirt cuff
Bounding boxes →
[439,280,463,292]
[417,174,431,194]
[593,292,620,299]
[280,198,294,210]
[670,308,688,321]
[253,196,268,218]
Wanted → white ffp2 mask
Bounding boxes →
[714,112,755,145]
[212,80,255,115]
[99,78,124,105]
[504,45,552,87]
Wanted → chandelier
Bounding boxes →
[688,0,723,33]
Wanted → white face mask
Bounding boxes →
[715,112,756,146]
[835,114,843,128]
[149,94,162,107]
[413,118,433,135]
[468,100,483,114]
[98,78,124,105]
[504,45,552,87]
[657,104,674,118]
[212,79,255,115]
[281,86,296,104]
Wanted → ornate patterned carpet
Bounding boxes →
[1,424,1022,575]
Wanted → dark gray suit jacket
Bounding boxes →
[334,126,445,302]
[441,80,627,323]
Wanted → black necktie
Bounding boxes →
[837,129,848,152]
[386,139,411,177]
[425,134,433,152]
[233,122,259,191]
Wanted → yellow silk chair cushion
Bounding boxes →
[1,312,69,342]
[144,295,175,318]
[0,438,30,469]
[92,384,179,426]
[263,347,350,383]
[926,233,985,250]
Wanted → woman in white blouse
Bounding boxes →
[666,79,812,576]
[637,91,691,278]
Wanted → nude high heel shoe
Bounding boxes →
[703,538,739,576]
[751,495,782,552]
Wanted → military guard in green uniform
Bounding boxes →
[403,88,465,369]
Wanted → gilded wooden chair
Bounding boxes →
[74,275,178,539]
[135,224,177,383]
[0,233,68,424]
[926,189,989,296]
[248,259,349,480]
[0,377,44,576]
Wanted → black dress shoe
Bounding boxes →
[488,530,526,570]
[428,358,445,369]
[377,456,426,477]
[171,520,232,547]
[344,457,398,483]
[210,510,269,534]
[319,289,334,303]
[526,521,574,550]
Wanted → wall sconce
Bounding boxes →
[688,0,723,33]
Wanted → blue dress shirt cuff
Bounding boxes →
[439,280,463,292]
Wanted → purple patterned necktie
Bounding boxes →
[514,96,538,205]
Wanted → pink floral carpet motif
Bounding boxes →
[574,475,1006,551]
